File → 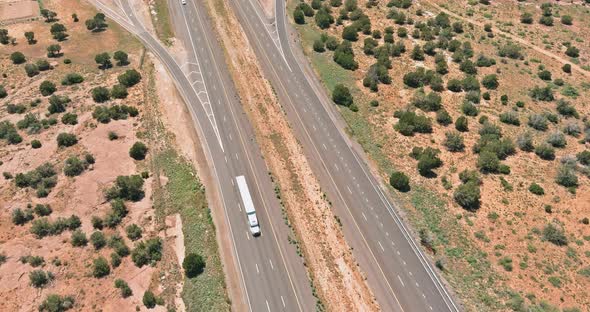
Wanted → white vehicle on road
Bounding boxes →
[236,175,261,236]
[181,0,186,5]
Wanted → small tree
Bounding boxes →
[39,81,57,96]
[63,156,85,176]
[40,9,57,22]
[555,165,578,188]
[183,252,206,278]
[126,224,142,240]
[332,84,353,106]
[111,84,128,99]
[417,148,442,176]
[92,256,110,278]
[481,74,498,90]
[143,290,157,308]
[129,142,148,160]
[444,131,465,152]
[10,52,26,64]
[95,52,112,69]
[114,279,133,298]
[389,171,410,192]
[117,69,142,87]
[113,50,129,66]
[90,231,107,250]
[30,270,53,288]
[46,44,62,58]
[293,8,305,24]
[38,294,75,312]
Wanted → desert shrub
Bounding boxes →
[436,109,452,126]
[562,64,571,73]
[416,147,442,176]
[577,150,590,166]
[183,252,206,278]
[48,95,70,114]
[63,156,85,176]
[105,175,144,201]
[389,171,410,192]
[104,199,128,228]
[477,150,500,173]
[110,84,128,99]
[0,85,7,98]
[91,87,110,103]
[542,223,567,246]
[92,256,110,278]
[537,70,552,81]
[30,270,53,288]
[411,89,441,112]
[61,113,78,125]
[90,231,107,250]
[39,81,57,96]
[91,216,103,230]
[444,131,464,152]
[499,111,520,126]
[459,59,477,74]
[29,215,80,238]
[143,291,157,308]
[34,204,52,216]
[10,52,26,64]
[454,181,480,210]
[481,74,498,90]
[37,59,50,71]
[565,46,579,58]
[394,110,432,136]
[332,84,353,106]
[528,114,548,131]
[455,116,468,132]
[38,294,75,312]
[461,101,479,116]
[315,7,333,29]
[313,39,325,52]
[126,224,142,240]
[556,99,578,118]
[25,63,39,77]
[14,162,57,196]
[529,183,545,195]
[516,132,534,152]
[61,73,84,85]
[129,142,148,160]
[56,133,78,147]
[529,85,554,101]
[534,143,555,160]
[70,230,88,247]
[131,238,163,267]
[12,207,35,225]
[109,235,130,257]
[546,131,566,148]
[293,8,304,24]
[498,43,522,59]
[333,41,358,70]
[555,165,578,188]
[114,279,132,298]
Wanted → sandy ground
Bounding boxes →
[0,0,38,22]
[203,0,379,310]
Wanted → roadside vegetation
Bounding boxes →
[290,0,590,310]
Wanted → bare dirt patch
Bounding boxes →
[0,0,38,22]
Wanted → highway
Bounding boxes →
[89,0,316,310]
[225,0,462,311]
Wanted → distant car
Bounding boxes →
[181,0,186,5]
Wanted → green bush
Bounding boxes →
[528,114,548,131]
[70,229,88,247]
[394,110,432,136]
[105,175,144,201]
[389,171,410,192]
[529,85,554,101]
[455,116,468,132]
[555,165,578,188]
[443,131,464,152]
[411,89,441,112]
[499,111,520,126]
[61,73,84,85]
[48,95,70,114]
[577,150,590,166]
[529,183,544,195]
[417,147,442,176]
[90,231,107,250]
[333,41,358,70]
[461,101,479,116]
[129,142,148,160]
[10,51,26,64]
[63,156,86,176]
[436,109,452,126]
[56,133,78,147]
[143,290,157,309]
[111,84,128,99]
[293,8,305,24]
[183,252,206,278]
[131,238,163,267]
[25,63,40,77]
[477,150,500,173]
[481,74,498,90]
[126,224,142,241]
[546,131,566,148]
[12,207,34,225]
[118,69,142,87]
[114,279,133,297]
[542,223,567,246]
[38,294,75,312]
[332,84,353,106]
[113,50,129,66]
[91,86,110,103]
[535,143,555,160]
[30,270,53,288]
[61,113,78,125]
[92,256,110,278]
[0,85,7,98]
[454,181,480,210]
[39,81,57,96]
[34,204,52,216]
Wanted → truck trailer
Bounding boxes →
[235,175,261,236]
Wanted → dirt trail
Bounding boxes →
[202,0,379,310]
[424,0,590,78]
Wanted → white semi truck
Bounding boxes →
[235,175,261,236]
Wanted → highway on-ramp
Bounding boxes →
[224,0,462,311]
[89,0,316,310]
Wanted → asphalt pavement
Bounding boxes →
[89,0,316,310]
[225,0,462,311]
